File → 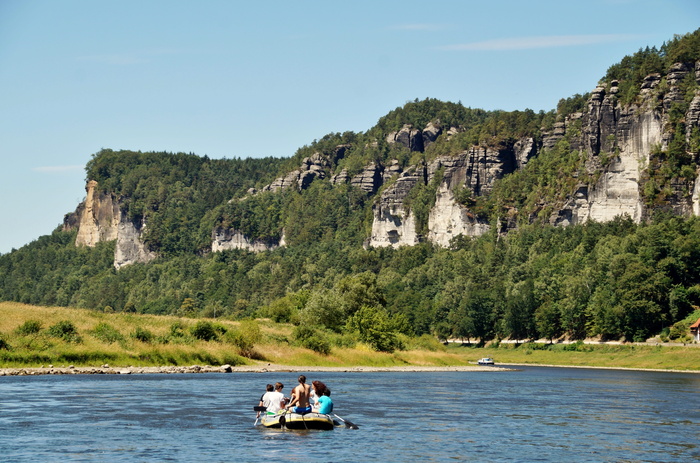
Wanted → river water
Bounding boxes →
[0,366,698,462]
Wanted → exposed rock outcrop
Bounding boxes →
[65,180,156,269]
[428,183,489,247]
[211,227,284,253]
[369,143,520,247]
[114,216,156,270]
[263,152,332,193]
[386,124,424,152]
[71,180,120,247]
[350,163,384,195]
[555,65,695,225]
[368,167,425,248]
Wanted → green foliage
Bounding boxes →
[216,191,285,243]
[346,305,403,353]
[2,31,700,348]
[604,28,700,105]
[0,334,9,351]
[47,320,81,343]
[90,323,125,344]
[292,325,331,355]
[223,319,262,357]
[556,93,590,120]
[132,326,154,343]
[190,320,219,341]
[85,149,286,255]
[15,320,43,336]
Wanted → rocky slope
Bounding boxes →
[64,56,700,266]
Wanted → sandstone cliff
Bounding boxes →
[64,181,156,269]
[370,59,700,247]
[211,227,285,253]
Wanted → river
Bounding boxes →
[1,366,698,462]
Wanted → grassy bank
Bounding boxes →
[1,302,698,371]
[446,342,700,371]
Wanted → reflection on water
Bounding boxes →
[0,367,698,462]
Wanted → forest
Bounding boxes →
[1,29,700,352]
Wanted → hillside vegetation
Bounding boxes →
[2,30,700,354]
[1,302,698,371]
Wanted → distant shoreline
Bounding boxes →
[0,364,509,376]
[2,362,699,376]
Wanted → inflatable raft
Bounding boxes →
[260,410,336,431]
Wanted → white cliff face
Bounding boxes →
[211,228,284,253]
[566,87,664,225]
[428,184,490,246]
[114,215,157,270]
[368,168,423,248]
[70,180,157,269]
[369,206,419,248]
[574,154,645,223]
[74,180,120,247]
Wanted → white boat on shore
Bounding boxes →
[477,357,495,365]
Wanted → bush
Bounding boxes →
[15,320,43,336]
[223,320,262,357]
[191,321,218,341]
[47,320,81,343]
[91,323,125,344]
[0,334,10,350]
[292,325,331,355]
[132,326,154,343]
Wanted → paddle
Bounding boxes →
[253,406,266,426]
[332,413,359,430]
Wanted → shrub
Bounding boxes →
[191,321,218,341]
[0,334,10,350]
[132,326,154,343]
[15,320,43,336]
[91,323,125,344]
[223,320,262,357]
[47,320,81,343]
[292,325,331,355]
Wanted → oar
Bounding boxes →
[253,406,267,426]
[332,413,359,429]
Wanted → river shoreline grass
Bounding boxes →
[1,302,698,373]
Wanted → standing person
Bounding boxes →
[286,375,311,414]
[257,384,273,418]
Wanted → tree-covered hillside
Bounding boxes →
[2,29,700,350]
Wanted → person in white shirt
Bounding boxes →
[262,382,286,414]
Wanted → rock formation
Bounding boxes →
[114,216,157,270]
[368,167,424,248]
[72,180,120,247]
[65,180,156,269]
[211,227,284,253]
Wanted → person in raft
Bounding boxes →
[257,384,274,418]
[262,382,286,414]
[310,380,325,407]
[312,381,333,415]
[286,375,312,414]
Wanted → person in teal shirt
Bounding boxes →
[316,388,333,414]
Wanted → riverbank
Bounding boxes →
[2,302,699,374]
[0,363,507,376]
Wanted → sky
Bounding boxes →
[1,0,699,254]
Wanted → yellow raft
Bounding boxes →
[259,410,336,431]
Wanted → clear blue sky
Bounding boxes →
[1,0,698,254]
